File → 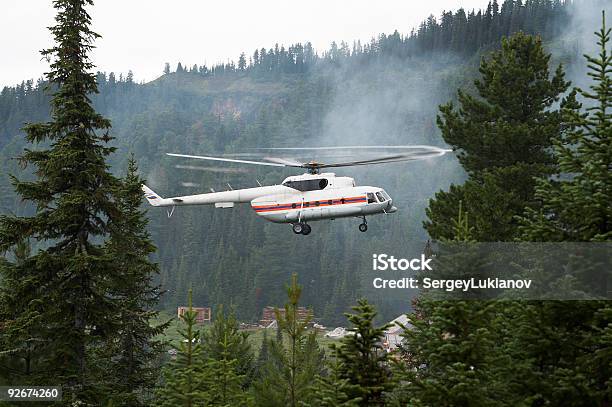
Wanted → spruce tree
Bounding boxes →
[333,299,391,407]
[426,31,570,241]
[255,329,270,376]
[103,155,168,405]
[204,332,253,406]
[521,12,612,242]
[155,289,208,406]
[417,33,574,406]
[304,349,361,407]
[201,305,255,389]
[394,206,505,406]
[513,11,612,406]
[0,240,43,384]
[253,274,323,407]
[0,0,124,402]
[238,53,247,71]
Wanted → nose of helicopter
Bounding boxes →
[388,205,398,213]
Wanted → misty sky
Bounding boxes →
[2,0,491,88]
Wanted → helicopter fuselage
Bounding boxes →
[251,185,395,223]
[142,172,397,234]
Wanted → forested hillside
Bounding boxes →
[0,0,593,323]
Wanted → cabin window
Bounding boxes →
[283,179,328,192]
[304,202,310,207]
[328,200,333,205]
[315,201,320,206]
[341,198,345,204]
[291,203,297,209]
[367,193,376,203]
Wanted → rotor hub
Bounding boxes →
[304,161,322,174]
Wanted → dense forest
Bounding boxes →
[0,0,595,325]
[1,0,610,405]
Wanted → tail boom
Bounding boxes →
[141,184,291,207]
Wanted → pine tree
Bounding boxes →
[155,289,209,406]
[0,0,125,402]
[512,11,612,406]
[238,53,247,71]
[201,305,255,389]
[393,206,506,406]
[333,299,391,407]
[416,36,572,403]
[426,31,570,241]
[304,349,361,407]
[204,331,253,406]
[255,329,270,376]
[0,240,43,385]
[253,274,323,407]
[103,155,168,406]
[521,12,612,242]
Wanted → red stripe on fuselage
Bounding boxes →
[253,196,367,213]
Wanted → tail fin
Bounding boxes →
[142,184,164,206]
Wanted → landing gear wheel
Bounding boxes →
[359,223,368,232]
[292,223,304,234]
[302,224,312,235]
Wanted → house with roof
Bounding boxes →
[383,314,412,351]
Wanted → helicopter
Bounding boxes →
[142,146,451,235]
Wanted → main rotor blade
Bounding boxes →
[256,145,452,152]
[263,157,304,166]
[256,145,452,168]
[174,164,251,173]
[167,145,453,172]
[316,148,451,169]
[167,153,302,168]
[316,155,416,168]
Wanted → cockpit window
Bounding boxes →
[381,190,391,200]
[283,179,328,192]
[376,192,386,202]
[367,193,376,203]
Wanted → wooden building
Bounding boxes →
[177,306,212,324]
[260,306,312,327]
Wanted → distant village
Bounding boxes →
[176,304,411,353]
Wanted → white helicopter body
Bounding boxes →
[142,146,450,235]
[143,172,396,234]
